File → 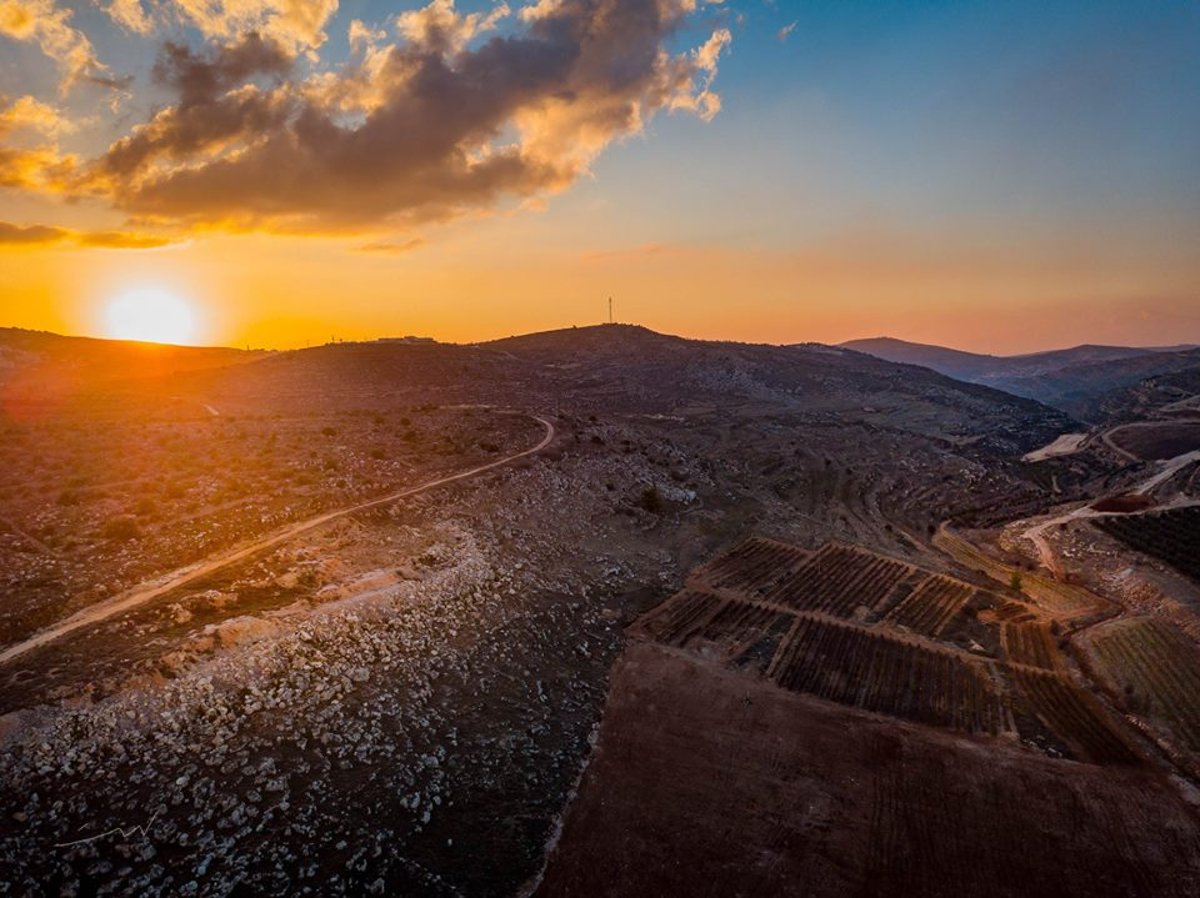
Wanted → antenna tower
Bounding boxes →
[608,297,613,324]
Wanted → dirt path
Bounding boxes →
[0,414,555,667]
[1015,446,1200,583]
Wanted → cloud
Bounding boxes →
[396,0,510,54]
[76,229,173,248]
[97,32,293,180]
[777,20,796,42]
[102,0,153,35]
[167,0,339,51]
[0,0,112,91]
[0,93,75,137]
[89,0,733,234]
[0,93,80,191]
[0,220,66,243]
[356,237,428,254]
[0,219,173,247]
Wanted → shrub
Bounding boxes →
[102,516,141,541]
[638,485,663,514]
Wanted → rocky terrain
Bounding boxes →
[2,324,1194,895]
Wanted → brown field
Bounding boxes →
[1108,421,1200,460]
[1090,493,1157,513]
[689,536,811,595]
[537,645,1200,898]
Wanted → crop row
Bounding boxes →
[1010,668,1141,765]
[636,589,725,646]
[766,545,913,619]
[767,615,1004,735]
[885,575,974,636]
[693,537,812,596]
[1091,618,1200,753]
[1003,622,1062,671]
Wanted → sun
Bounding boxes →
[103,289,198,345]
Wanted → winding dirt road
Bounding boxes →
[0,414,555,667]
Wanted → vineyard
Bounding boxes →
[1087,618,1200,753]
[691,537,811,595]
[885,576,975,636]
[1010,668,1141,764]
[768,616,1004,734]
[763,544,914,618]
[634,589,725,646]
[631,536,1155,766]
[1097,506,1200,583]
[1003,621,1062,670]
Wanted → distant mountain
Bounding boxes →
[1083,363,1200,423]
[840,337,1200,421]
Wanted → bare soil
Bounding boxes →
[538,643,1200,898]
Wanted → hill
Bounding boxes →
[841,336,1200,419]
[0,327,264,416]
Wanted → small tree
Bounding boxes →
[1009,571,1023,593]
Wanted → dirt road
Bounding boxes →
[0,414,555,667]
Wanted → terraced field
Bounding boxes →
[633,536,1158,770]
[1010,667,1142,764]
[886,575,974,636]
[1085,617,1200,753]
[690,537,811,595]
[764,544,914,618]
[768,615,1005,735]
[1004,621,1062,670]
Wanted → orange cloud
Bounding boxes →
[0,219,173,248]
[0,0,115,92]
[356,237,428,254]
[85,0,731,235]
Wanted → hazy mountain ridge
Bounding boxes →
[841,336,1200,420]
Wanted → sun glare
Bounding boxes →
[102,289,198,345]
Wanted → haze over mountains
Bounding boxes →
[841,337,1200,421]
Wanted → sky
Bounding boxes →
[0,0,1197,353]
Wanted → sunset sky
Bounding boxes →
[1,0,1197,353]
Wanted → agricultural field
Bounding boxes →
[539,645,1200,898]
[885,575,975,636]
[768,616,1005,735]
[1003,621,1062,670]
[1008,667,1142,764]
[1097,506,1200,582]
[1081,617,1200,754]
[689,536,810,595]
[763,544,914,618]
[633,536,1168,768]
[1107,422,1200,460]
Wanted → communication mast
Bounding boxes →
[608,297,613,324]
